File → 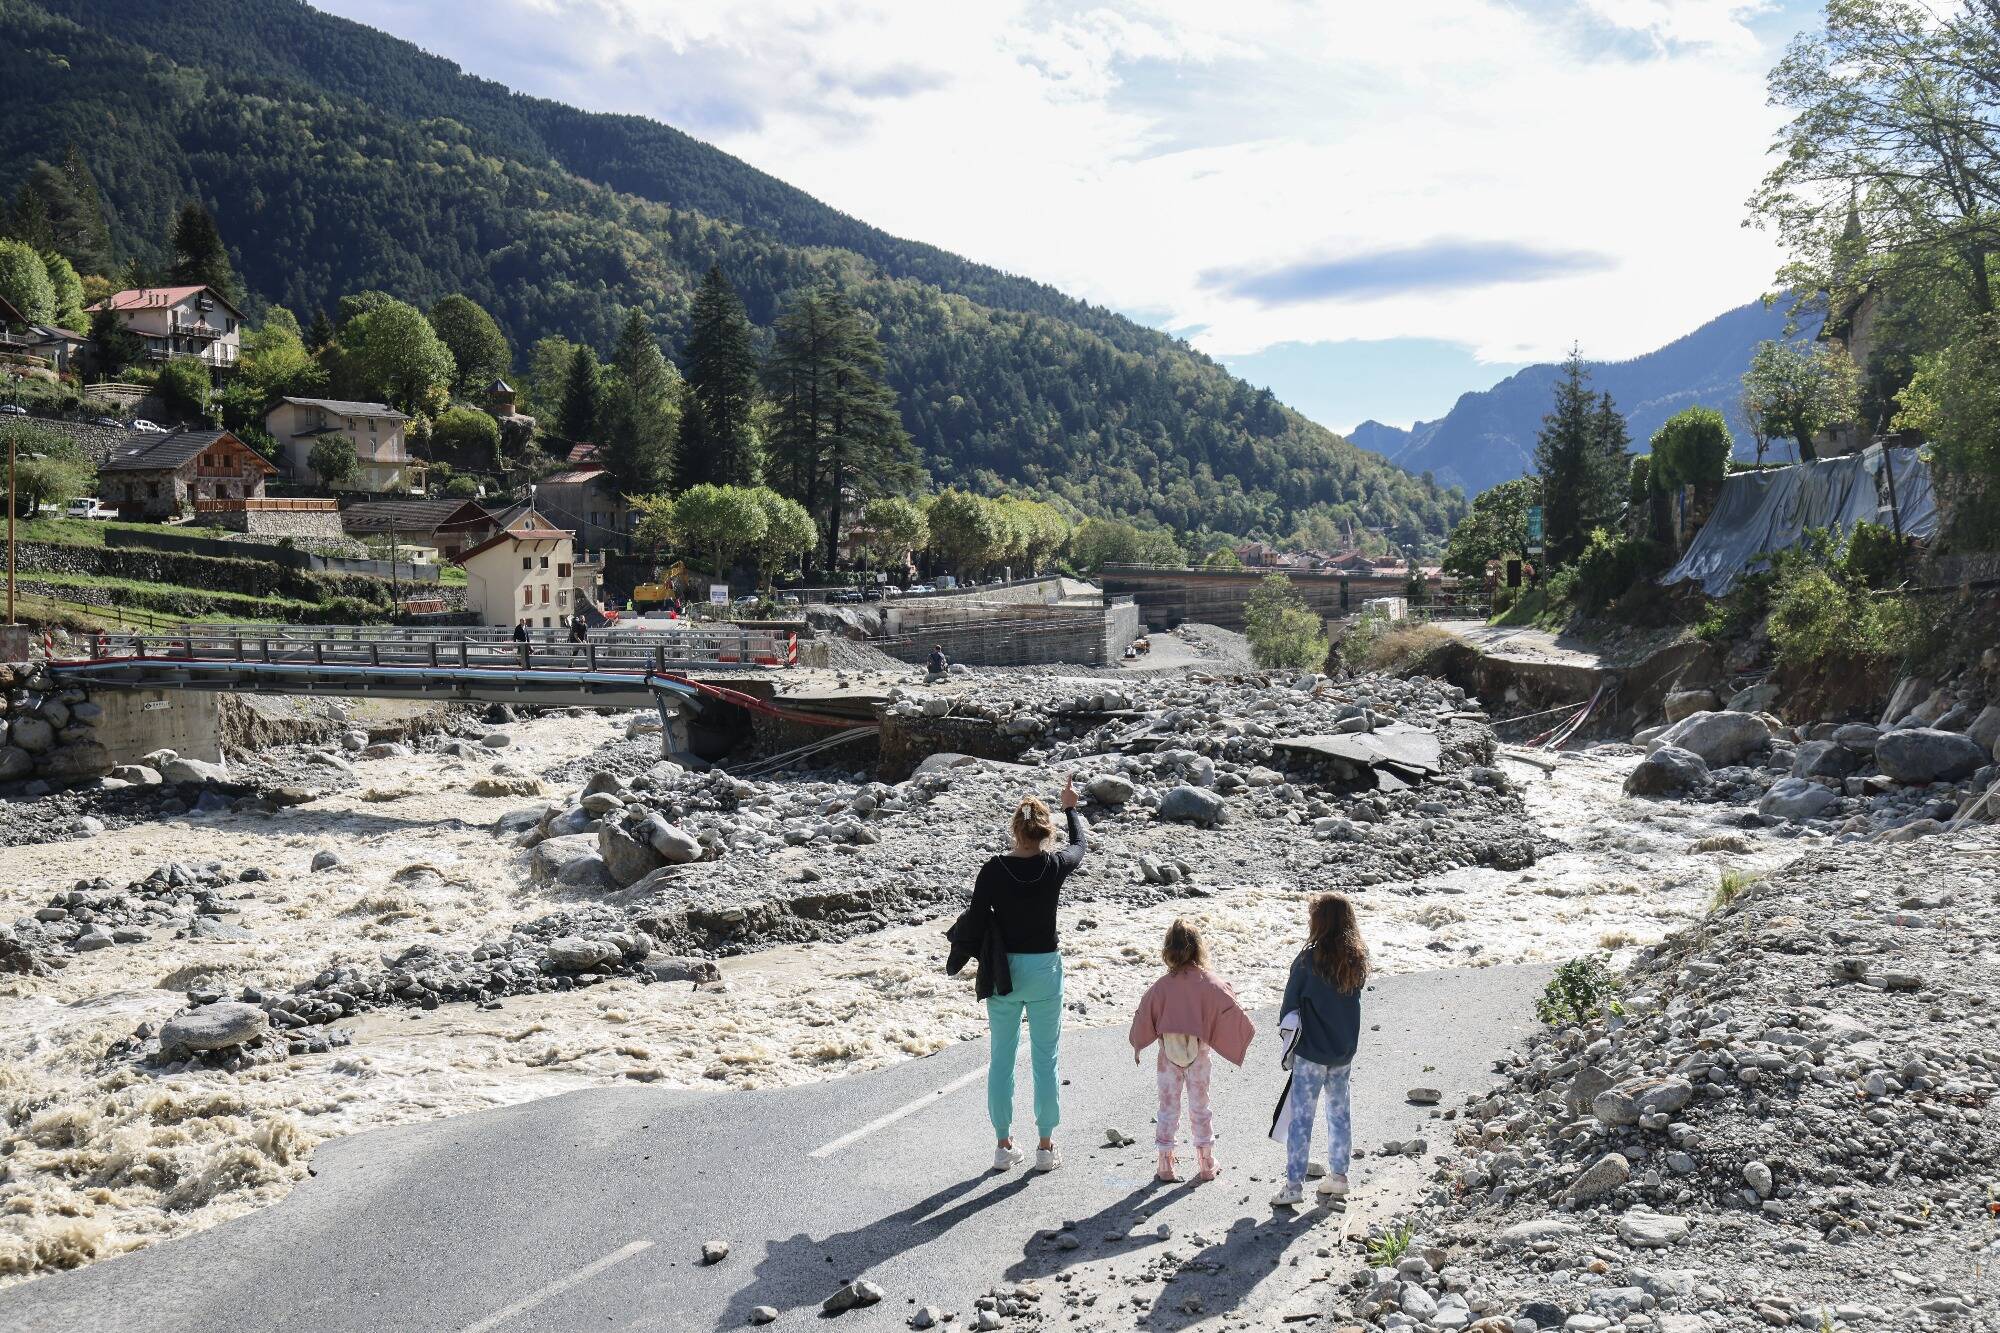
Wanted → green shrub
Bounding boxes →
[1244,574,1329,670]
[1536,955,1618,1028]
[155,357,213,417]
[1572,527,1665,612]
[1366,1219,1417,1267]
[1842,521,1904,589]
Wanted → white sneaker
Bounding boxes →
[1317,1173,1349,1199]
[1270,1183,1303,1208]
[993,1145,1025,1171]
[1034,1146,1062,1172]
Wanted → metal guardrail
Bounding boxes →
[87,625,799,670]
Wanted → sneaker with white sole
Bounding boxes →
[1034,1146,1061,1172]
[1269,1183,1303,1208]
[1317,1173,1349,1199]
[993,1145,1025,1171]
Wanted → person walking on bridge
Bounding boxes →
[969,776,1084,1173]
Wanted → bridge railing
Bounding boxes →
[83,626,799,671]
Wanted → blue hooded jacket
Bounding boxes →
[1279,947,1362,1068]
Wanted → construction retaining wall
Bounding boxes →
[1101,566,1413,631]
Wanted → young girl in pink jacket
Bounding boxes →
[1128,919,1256,1181]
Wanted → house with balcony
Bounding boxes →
[266,397,412,492]
[85,285,243,373]
[100,427,277,521]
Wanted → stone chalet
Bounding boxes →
[85,284,243,373]
[452,506,576,630]
[265,397,412,492]
[100,428,276,521]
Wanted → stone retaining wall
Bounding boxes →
[876,609,1122,667]
[1100,565,1412,631]
[0,661,215,787]
[212,507,347,540]
[1,417,136,466]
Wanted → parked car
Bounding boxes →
[777,593,802,608]
[65,497,116,520]
[835,589,864,604]
[907,583,936,595]
[90,416,125,427]
[130,419,167,433]
[861,585,886,602]
[0,404,26,416]
[733,594,762,609]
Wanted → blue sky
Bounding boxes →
[318,0,1827,432]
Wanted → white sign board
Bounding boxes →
[709,584,729,605]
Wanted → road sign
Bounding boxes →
[1525,505,1544,555]
[709,584,728,605]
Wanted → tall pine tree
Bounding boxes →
[557,343,603,446]
[678,264,760,488]
[1533,350,1616,567]
[598,309,680,495]
[765,285,917,572]
[168,202,236,300]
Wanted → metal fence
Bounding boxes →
[87,622,799,669]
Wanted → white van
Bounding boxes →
[66,497,116,520]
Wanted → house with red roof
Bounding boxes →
[84,285,243,374]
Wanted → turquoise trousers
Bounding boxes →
[986,951,1063,1140]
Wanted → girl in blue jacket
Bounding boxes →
[1272,893,1367,1207]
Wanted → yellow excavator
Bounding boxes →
[630,561,690,611]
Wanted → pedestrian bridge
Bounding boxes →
[50,624,801,711]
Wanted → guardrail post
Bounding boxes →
[314,641,324,665]
[428,641,438,669]
[261,638,271,663]
[459,640,468,669]
[653,645,665,674]
[587,644,597,671]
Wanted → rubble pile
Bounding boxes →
[1627,661,1999,843]
[1,861,264,975]
[1334,829,2000,1332]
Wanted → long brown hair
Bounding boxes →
[1309,893,1368,992]
[1011,795,1055,849]
[1161,918,1208,972]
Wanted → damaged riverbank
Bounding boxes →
[0,658,1807,1288]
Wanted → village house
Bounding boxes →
[452,507,576,630]
[99,427,276,521]
[532,466,632,552]
[340,497,500,560]
[265,397,412,492]
[85,284,242,373]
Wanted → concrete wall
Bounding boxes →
[1102,598,1142,660]
[90,687,223,764]
[1100,565,1412,631]
[878,610,1118,667]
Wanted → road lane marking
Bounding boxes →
[809,1066,987,1159]
[458,1240,654,1333]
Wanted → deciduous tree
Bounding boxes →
[427,295,512,394]
[344,299,457,415]
[1741,339,1859,463]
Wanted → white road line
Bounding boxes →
[458,1240,654,1333]
[809,1066,987,1159]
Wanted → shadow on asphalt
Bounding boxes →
[1002,1175,1187,1283]
[720,1169,1035,1328]
[1141,1206,1339,1328]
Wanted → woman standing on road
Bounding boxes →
[1271,892,1367,1208]
[970,776,1085,1173]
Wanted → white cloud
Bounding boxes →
[320,0,1805,367]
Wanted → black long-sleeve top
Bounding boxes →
[968,808,1086,954]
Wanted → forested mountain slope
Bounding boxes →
[0,0,1464,543]
[1351,300,1815,496]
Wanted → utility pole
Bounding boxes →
[6,440,14,625]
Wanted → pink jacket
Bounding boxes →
[1128,966,1257,1067]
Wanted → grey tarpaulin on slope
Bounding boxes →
[1660,444,1938,596]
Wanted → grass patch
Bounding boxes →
[1710,867,1759,912]
[11,517,230,548]
[21,570,322,621]
[1490,585,1567,629]
[1366,1218,1417,1267]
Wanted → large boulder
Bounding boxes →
[1759,776,1840,822]
[8,716,54,754]
[1726,682,1780,714]
[1157,785,1227,826]
[0,745,32,781]
[1623,746,1709,798]
[161,755,227,784]
[1656,711,1771,766]
[545,935,621,971]
[1875,727,1988,785]
[1662,689,1720,723]
[531,833,604,885]
[37,741,110,783]
[640,815,704,865]
[158,1002,268,1056]
[1968,704,2000,756]
[1792,740,1861,781]
[1086,773,1136,805]
[1831,723,1881,753]
[599,823,667,887]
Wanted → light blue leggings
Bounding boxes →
[986,952,1063,1140]
[1285,1058,1352,1185]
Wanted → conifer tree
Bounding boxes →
[678,264,760,488]
[1533,350,1616,566]
[307,308,335,353]
[557,343,603,445]
[598,309,680,495]
[765,285,917,572]
[168,202,236,300]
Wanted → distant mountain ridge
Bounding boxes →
[1350,300,1815,496]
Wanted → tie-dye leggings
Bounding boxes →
[1284,1058,1352,1185]
[1155,1047,1215,1149]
